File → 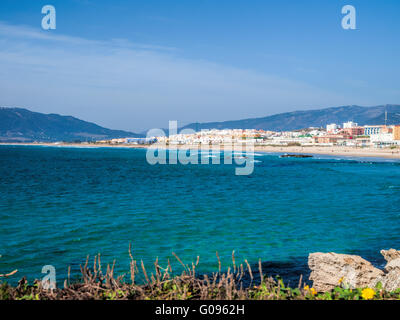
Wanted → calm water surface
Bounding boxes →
[1,145,400,285]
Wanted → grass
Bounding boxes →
[1,246,400,300]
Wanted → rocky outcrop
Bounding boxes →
[379,249,400,292]
[381,249,400,267]
[308,249,400,292]
[279,154,313,158]
[308,252,384,292]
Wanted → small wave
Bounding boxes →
[231,153,262,158]
[199,151,221,155]
[239,152,265,157]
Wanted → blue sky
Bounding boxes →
[0,0,399,132]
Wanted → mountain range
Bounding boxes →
[1,105,400,142]
[0,107,142,142]
[178,104,400,133]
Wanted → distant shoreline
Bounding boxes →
[1,142,400,160]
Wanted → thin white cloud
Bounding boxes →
[0,21,176,51]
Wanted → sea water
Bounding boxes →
[0,145,400,285]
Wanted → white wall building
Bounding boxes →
[369,132,397,147]
[326,123,339,133]
[343,121,358,129]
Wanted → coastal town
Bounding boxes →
[102,121,400,149]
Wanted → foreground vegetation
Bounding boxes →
[1,247,400,300]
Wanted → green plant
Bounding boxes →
[3,249,400,300]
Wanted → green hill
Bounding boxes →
[0,107,142,142]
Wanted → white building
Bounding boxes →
[369,131,398,147]
[364,125,383,136]
[343,121,358,129]
[326,123,339,133]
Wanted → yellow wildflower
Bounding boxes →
[338,277,344,284]
[310,288,317,296]
[303,285,317,296]
[361,288,375,300]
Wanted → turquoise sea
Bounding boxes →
[1,145,400,285]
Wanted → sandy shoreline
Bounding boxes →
[1,142,400,160]
[254,145,400,159]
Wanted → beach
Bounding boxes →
[2,143,400,159]
[253,145,400,159]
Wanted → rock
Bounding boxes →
[381,249,400,264]
[308,249,400,292]
[380,249,400,291]
[384,258,400,272]
[380,269,400,292]
[308,252,384,292]
[279,154,313,158]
